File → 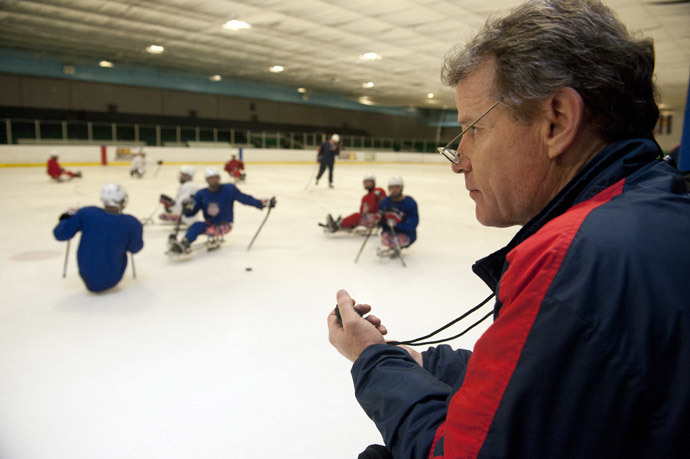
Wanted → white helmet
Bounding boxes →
[363,174,376,182]
[101,183,127,208]
[49,149,58,157]
[205,167,220,179]
[330,134,340,143]
[388,176,404,187]
[179,165,196,178]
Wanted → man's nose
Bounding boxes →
[451,152,471,174]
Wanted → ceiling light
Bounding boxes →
[269,65,284,73]
[297,88,307,93]
[223,20,251,30]
[362,81,374,88]
[99,60,114,68]
[360,52,381,61]
[146,44,165,54]
[427,93,434,99]
[210,74,222,81]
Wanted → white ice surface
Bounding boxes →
[0,162,515,459]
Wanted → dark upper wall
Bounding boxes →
[0,73,440,140]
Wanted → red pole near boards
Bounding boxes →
[100,145,107,165]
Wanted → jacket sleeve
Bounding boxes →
[352,344,453,459]
[53,211,82,241]
[396,199,419,234]
[235,189,264,210]
[183,191,202,217]
[127,218,144,254]
[422,345,472,388]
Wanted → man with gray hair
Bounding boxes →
[327,0,690,458]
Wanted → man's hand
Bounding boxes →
[181,197,195,212]
[59,208,77,221]
[328,290,387,362]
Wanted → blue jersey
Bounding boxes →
[379,195,419,245]
[53,206,143,292]
[186,184,263,225]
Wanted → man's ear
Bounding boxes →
[541,87,584,159]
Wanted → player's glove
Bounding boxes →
[262,197,277,209]
[384,211,404,228]
[159,194,175,212]
[59,208,77,221]
[157,160,163,165]
[181,197,195,212]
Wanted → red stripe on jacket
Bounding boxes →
[429,178,626,459]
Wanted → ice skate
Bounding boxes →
[167,237,191,256]
[376,246,398,258]
[204,234,224,251]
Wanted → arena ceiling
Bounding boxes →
[0,0,688,111]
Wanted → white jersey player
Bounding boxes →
[159,165,200,225]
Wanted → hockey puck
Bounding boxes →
[245,267,252,271]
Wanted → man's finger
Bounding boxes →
[336,289,360,323]
[354,303,372,315]
[365,314,381,327]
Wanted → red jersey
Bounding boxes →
[47,158,62,178]
[360,187,386,214]
[224,159,244,173]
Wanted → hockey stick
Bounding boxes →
[131,253,136,279]
[354,225,376,263]
[304,162,319,190]
[141,203,161,226]
[247,198,275,251]
[153,161,163,177]
[62,239,71,278]
[388,224,407,268]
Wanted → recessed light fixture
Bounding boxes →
[297,88,307,93]
[99,60,114,68]
[210,74,222,81]
[360,52,381,61]
[269,65,284,73]
[146,44,165,54]
[362,81,374,88]
[427,93,434,99]
[223,20,251,30]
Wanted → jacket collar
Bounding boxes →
[472,138,661,291]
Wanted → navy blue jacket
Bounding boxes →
[53,207,143,292]
[318,141,340,164]
[185,184,263,225]
[352,138,690,458]
[379,196,419,245]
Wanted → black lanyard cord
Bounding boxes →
[387,293,495,347]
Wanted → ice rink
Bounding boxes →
[0,160,515,459]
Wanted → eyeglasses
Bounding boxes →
[437,100,501,164]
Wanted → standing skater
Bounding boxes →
[168,168,275,254]
[376,176,419,256]
[47,151,81,181]
[53,183,143,292]
[315,134,341,188]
